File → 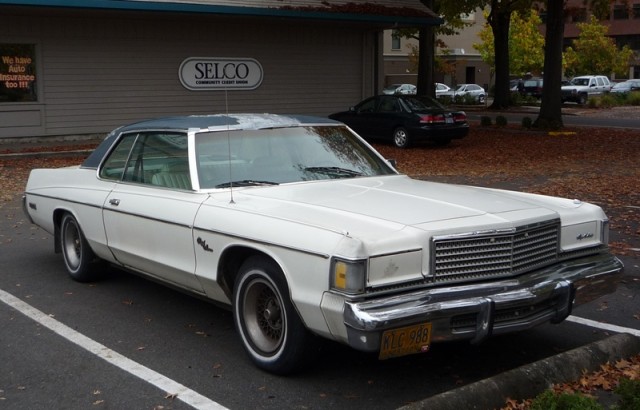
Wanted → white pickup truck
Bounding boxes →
[561,75,612,104]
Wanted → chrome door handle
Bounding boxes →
[109,198,120,206]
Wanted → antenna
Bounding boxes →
[225,88,235,204]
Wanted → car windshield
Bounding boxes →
[401,95,446,111]
[195,125,396,189]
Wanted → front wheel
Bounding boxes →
[59,213,98,282]
[232,256,315,374]
[392,127,411,148]
[578,93,588,105]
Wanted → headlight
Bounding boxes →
[330,258,366,295]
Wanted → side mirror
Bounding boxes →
[387,158,397,169]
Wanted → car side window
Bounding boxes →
[378,97,399,113]
[356,98,376,113]
[99,133,137,181]
[100,132,191,189]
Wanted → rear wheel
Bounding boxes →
[392,127,411,148]
[232,255,315,374]
[60,213,98,282]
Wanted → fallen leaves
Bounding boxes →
[501,354,640,409]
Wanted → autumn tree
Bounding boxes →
[563,15,634,77]
[487,0,536,109]
[475,10,545,77]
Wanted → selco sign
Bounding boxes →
[179,57,263,91]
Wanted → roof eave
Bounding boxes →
[0,0,442,26]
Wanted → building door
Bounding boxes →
[466,66,476,84]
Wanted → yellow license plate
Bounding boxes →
[379,322,432,360]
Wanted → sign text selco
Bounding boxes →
[179,57,263,91]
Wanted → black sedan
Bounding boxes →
[329,95,469,148]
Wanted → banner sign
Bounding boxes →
[1,44,37,102]
[179,57,263,91]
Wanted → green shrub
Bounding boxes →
[522,117,533,128]
[495,115,508,127]
[598,93,617,108]
[480,116,492,126]
[587,97,599,108]
[615,378,640,410]
[627,92,640,106]
[530,390,602,410]
[438,95,453,106]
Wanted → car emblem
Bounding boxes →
[576,232,594,240]
[196,237,213,252]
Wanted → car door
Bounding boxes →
[371,96,405,139]
[341,96,379,138]
[100,131,207,293]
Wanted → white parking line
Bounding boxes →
[567,315,640,337]
[0,288,228,410]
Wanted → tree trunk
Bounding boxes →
[417,0,436,97]
[490,7,512,109]
[536,0,565,128]
[417,26,436,97]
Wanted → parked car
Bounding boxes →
[439,83,486,103]
[23,114,623,374]
[610,80,640,94]
[435,82,451,97]
[329,94,469,148]
[521,78,544,98]
[382,83,417,95]
[510,78,522,92]
[561,75,612,104]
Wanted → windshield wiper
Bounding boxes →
[215,180,279,188]
[304,166,363,177]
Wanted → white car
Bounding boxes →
[440,83,486,103]
[435,82,451,97]
[382,83,417,95]
[561,75,612,104]
[23,114,623,374]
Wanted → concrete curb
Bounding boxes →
[397,333,640,410]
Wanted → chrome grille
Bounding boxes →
[431,220,560,283]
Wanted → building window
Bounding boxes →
[613,5,630,19]
[391,30,401,50]
[572,8,588,22]
[0,43,37,103]
[634,4,640,19]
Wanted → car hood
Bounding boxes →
[220,175,579,239]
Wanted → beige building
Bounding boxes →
[383,9,491,91]
[0,0,440,139]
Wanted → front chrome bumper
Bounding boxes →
[343,252,623,353]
